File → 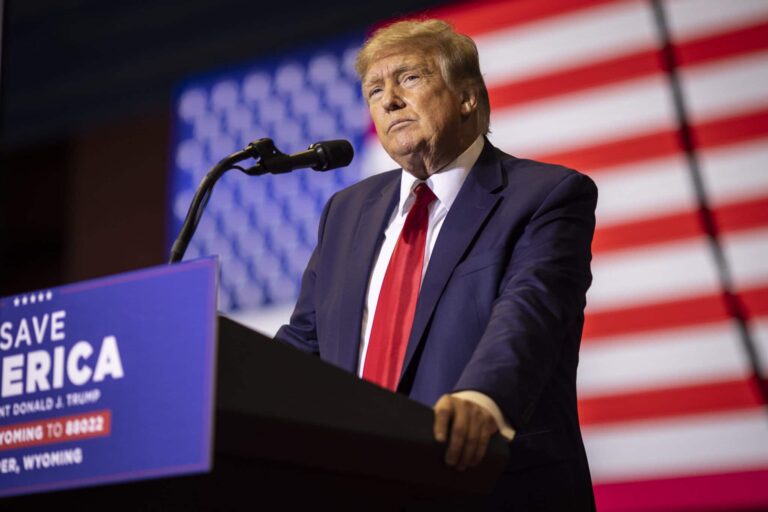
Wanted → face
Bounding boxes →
[363,51,477,177]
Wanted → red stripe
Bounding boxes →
[579,378,763,426]
[537,109,768,172]
[489,49,662,110]
[715,196,768,234]
[693,109,768,150]
[742,286,768,320]
[584,285,768,340]
[488,21,768,110]
[594,468,768,511]
[593,210,702,254]
[593,196,768,253]
[537,129,682,173]
[427,0,617,37]
[584,291,730,340]
[677,21,768,67]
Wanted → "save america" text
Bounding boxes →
[0,311,124,398]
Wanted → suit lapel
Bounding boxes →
[335,173,400,374]
[398,142,506,387]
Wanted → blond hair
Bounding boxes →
[355,19,491,134]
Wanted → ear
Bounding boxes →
[459,86,478,116]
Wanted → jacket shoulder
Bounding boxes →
[494,147,596,194]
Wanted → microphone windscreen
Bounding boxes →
[310,140,354,171]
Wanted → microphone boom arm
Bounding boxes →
[168,147,250,264]
[168,138,353,264]
[168,138,288,264]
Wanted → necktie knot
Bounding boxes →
[401,183,435,244]
[413,182,436,208]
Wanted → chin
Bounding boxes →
[391,137,427,156]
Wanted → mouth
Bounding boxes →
[387,119,414,133]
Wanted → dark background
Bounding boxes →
[0,0,442,296]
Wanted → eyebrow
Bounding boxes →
[363,63,433,89]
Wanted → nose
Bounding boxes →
[382,84,405,112]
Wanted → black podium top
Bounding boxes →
[216,315,508,495]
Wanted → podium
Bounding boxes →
[1,261,508,510]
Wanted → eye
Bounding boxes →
[367,87,383,99]
[403,74,420,84]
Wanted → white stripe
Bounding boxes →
[592,155,695,227]
[577,321,750,398]
[489,75,674,156]
[723,227,768,290]
[584,409,768,483]
[701,139,768,207]
[681,51,768,123]
[476,1,657,86]
[667,0,768,41]
[588,237,720,311]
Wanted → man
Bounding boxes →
[275,19,597,510]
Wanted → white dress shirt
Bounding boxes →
[358,135,515,440]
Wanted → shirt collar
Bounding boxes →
[397,135,485,216]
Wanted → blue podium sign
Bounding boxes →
[0,259,218,497]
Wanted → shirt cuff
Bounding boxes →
[452,390,516,441]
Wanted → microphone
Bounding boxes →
[243,139,354,175]
[168,138,354,263]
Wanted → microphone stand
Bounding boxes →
[168,138,286,264]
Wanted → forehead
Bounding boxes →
[362,50,435,83]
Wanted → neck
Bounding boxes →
[401,132,480,179]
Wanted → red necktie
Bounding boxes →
[363,183,437,390]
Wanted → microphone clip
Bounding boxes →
[242,138,291,175]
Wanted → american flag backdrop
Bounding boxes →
[169,1,768,510]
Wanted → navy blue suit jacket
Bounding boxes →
[276,140,597,507]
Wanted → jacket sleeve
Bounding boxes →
[452,172,597,429]
[272,194,335,355]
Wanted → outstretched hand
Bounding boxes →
[433,394,499,471]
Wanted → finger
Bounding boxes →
[456,406,483,471]
[433,395,453,443]
[469,418,498,467]
[445,398,468,467]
